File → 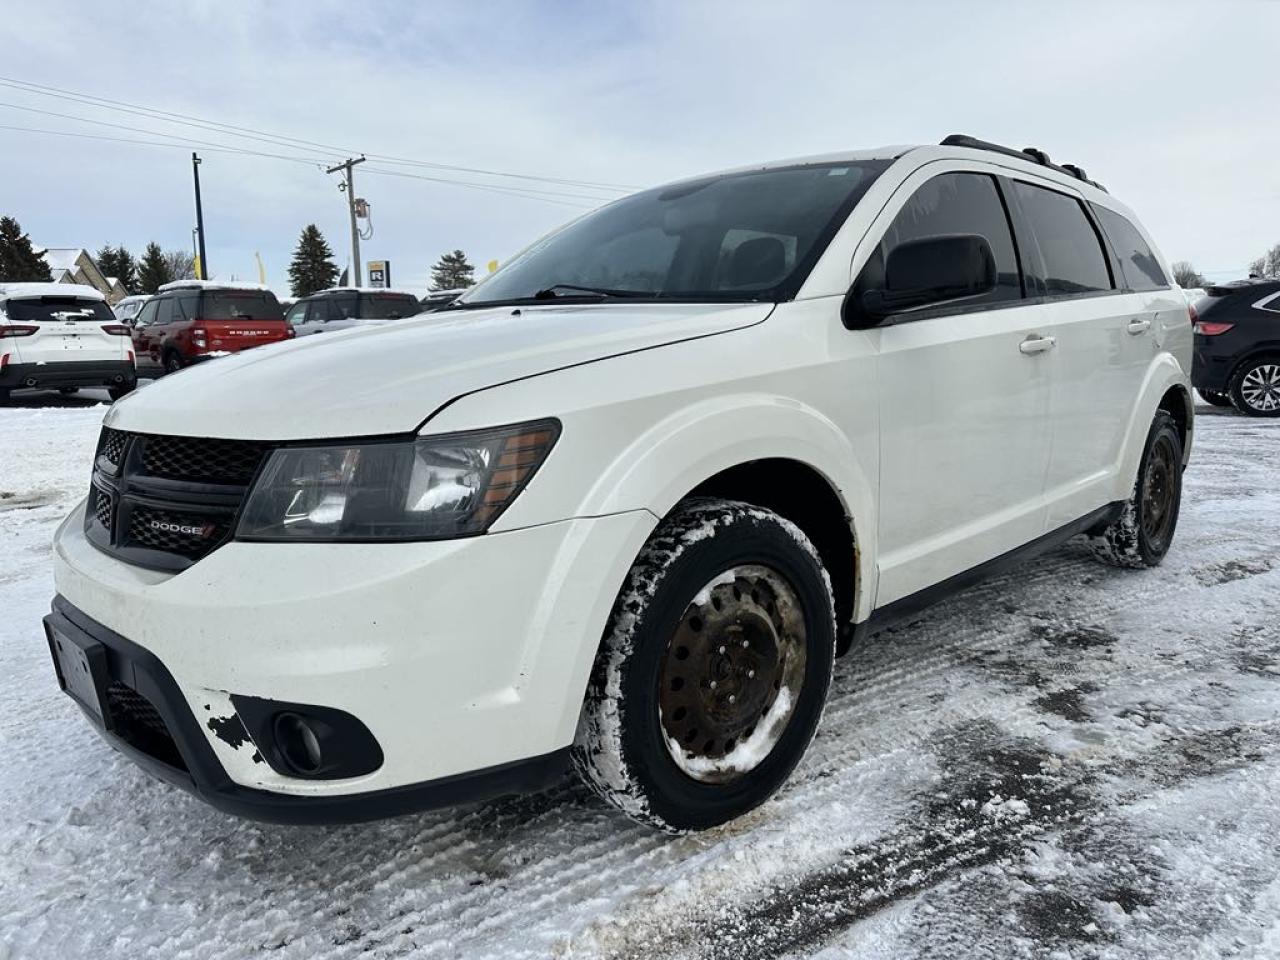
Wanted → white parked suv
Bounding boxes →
[1,283,136,404]
[45,136,1192,831]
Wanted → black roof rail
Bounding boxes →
[939,134,1107,193]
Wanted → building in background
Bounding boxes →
[36,247,122,304]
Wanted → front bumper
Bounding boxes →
[1,360,135,390]
[50,503,656,820]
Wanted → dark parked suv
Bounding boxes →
[285,288,422,337]
[132,282,291,376]
[1192,278,1280,416]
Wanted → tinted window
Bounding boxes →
[198,291,284,320]
[1012,182,1112,296]
[284,302,308,324]
[1093,205,1166,291]
[357,294,420,319]
[6,298,115,323]
[326,294,358,320]
[175,292,201,320]
[865,172,1022,305]
[154,297,175,324]
[134,300,158,327]
[458,160,889,305]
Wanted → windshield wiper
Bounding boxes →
[532,283,650,300]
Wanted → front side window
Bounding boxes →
[134,300,158,327]
[861,172,1023,307]
[1092,205,1167,292]
[284,302,307,324]
[1012,182,1112,296]
[457,160,890,306]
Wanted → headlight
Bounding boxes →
[235,419,559,542]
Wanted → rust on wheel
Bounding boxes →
[658,564,807,784]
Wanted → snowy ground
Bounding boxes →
[1,390,1278,959]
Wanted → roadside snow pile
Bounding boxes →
[0,403,1278,960]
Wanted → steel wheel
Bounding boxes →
[1141,432,1178,554]
[1239,363,1280,413]
[658,564,807,784]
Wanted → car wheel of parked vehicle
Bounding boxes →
[162,350,184,374]
[0,388,9,406]
[1229,356,1280,418]
[1198,389,1232,408]
[1090,410,1183,569]
[573,498,836,832]
[108,381,137,401]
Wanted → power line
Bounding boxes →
[0,120,606,207]
[0,75,637,193]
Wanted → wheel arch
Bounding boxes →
[1116,357,1194,494]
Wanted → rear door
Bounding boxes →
[868,167,1052,606]
[3,297,125,364]
[1003,178,1151,528]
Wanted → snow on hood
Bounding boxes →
[105,301,771,440]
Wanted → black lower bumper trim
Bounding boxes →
[45,597,571,825]
[1,361,135,390]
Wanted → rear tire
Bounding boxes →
[573,498,836,833]
[108,381,136,401]
[1089,410,1183,568]
[162,351,183,374]
[1198,388,1232,408]
[1229,356,1280,417]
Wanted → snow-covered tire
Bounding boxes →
[1089,410,1183,568]
[572,498,836,833]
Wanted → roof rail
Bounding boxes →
[939,134,1107,193]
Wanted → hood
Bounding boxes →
[106,302,771,439]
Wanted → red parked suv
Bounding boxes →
[131,282,291,375]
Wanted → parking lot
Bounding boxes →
[1,397,1276,959]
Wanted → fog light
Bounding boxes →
[273,711,322,775]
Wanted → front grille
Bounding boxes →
[106,681,187,771]
[92,487,113,530]
[141,434,270,484]
[99,427,127,467]
[127,505,231,559]
[86,428,272,571]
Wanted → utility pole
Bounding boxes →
[191,153,209,280]
[326,156,366,287]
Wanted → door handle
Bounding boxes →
[1127,317,1151,335]
[1019,334,1057,355]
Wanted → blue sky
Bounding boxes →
[2,0,1277,293]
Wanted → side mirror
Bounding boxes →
[849,234,997,326]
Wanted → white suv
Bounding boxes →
[1,283,136,404]
[45,136,1192,831]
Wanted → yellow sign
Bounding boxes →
[488,259,499,274]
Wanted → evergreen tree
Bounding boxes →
[288,224,339,297]
[96,244,138,293]
[429,249,475,290]
[137,242,173,294]
[0,216,53,282]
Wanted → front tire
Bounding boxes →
[108,380,137,401]
[1229,356,1280,417]
[1198,388,1232,408]
[1090,410,1183,568]
[573,498,835,832]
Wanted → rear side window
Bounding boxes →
[198,291,284,321]
[866,171,1023,306]
[1012,182,1112,296]
[6,298,114,323]
[359,294,421,319]
[1092,206,1167,291]
[326,294,359,320]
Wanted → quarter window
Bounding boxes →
[1012,182,1112,296]
[1092,205,1167,291]
[868,172,1022,307]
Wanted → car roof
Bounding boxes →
[0,282,106,303]
[158,279,275,294]
[304,287,419,298]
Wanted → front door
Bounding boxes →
[864,169,1052,607]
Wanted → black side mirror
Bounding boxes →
[849,233,997,326]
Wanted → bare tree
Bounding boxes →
[1171,261,1206,288]
[162,249,196,281]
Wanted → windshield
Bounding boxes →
[457,160,889,307]
[7,298,115,323]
